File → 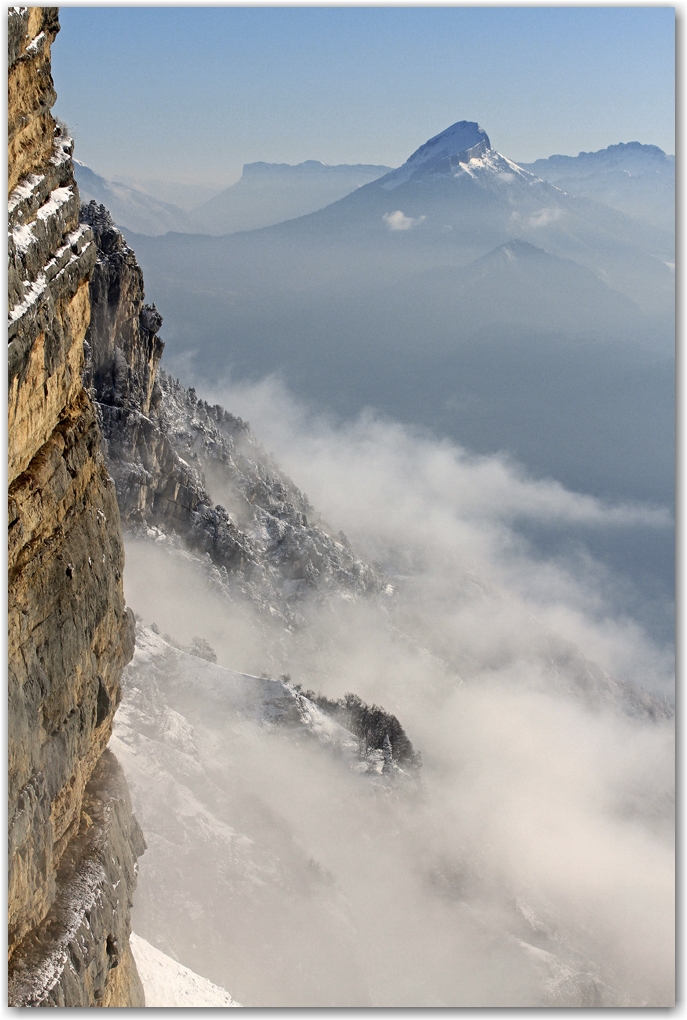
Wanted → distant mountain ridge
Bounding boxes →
[242,159,392,178]
[128,119,673,315]
[75,159,394,237]
[521,142,674,232]
[191,159,393,235]
[123,118,674,508]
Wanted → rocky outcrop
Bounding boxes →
[8,7,60,195]
[81,200,164,417]
[8,7,144,1006]
[80,204,382,622]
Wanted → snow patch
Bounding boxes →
[8,274,48,324]
[12,222,36,254]
[130,933,241,1007]
[8,173,43,214]
[25,30,45,55]
[36,186,73,222]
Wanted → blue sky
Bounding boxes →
[53,5,675,188]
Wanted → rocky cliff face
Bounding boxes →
[80,202,382,630]
[8,7,145,1006]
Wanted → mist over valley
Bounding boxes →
[123,123,674,645]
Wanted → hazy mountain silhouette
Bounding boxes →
[191,160,392,235]
[74,161,195,236]
[124,120,673,510]
[521,142,675,233]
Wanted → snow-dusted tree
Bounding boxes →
[188,636,217,662]
[382,733,394,773]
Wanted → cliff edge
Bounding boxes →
[8,7,145,1006]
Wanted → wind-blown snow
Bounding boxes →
[130,933,241,1007]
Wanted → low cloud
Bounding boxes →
[383,210,426,231]
[197,373,673,697]
[122,371,674,1006]
[510,206,564,229]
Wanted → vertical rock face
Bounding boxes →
[8,7,145,1007]
[81,200,164,418]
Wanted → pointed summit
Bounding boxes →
[380,120,495,189]
[406,120,491,169]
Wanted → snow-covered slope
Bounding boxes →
[111,626,417,1006]
[111,616,672,1006]
[130,933,241,1006]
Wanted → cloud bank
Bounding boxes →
[120,372,674,1006]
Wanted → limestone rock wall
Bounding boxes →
[8,7,60,195]
[8,8,144,1006]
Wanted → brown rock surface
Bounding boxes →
[8,7,144,1006]
[8,751,146,1007]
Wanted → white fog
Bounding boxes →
[118,377,673,1007]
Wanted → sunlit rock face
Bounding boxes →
[8,7,144,1006]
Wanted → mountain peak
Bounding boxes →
[380,120,493,189]
[406,120,491,169]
